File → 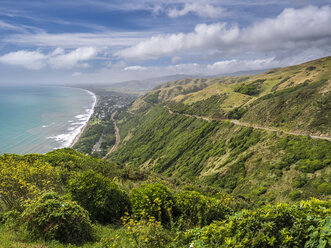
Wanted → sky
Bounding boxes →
[0,0,331,85]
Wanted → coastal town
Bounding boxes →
[72,87,138,157]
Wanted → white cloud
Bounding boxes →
[3,32,149,48]
[168,3,226,18]
[16,48,323,85]
[116,5,331,61]
[0,47,98,69]
[72,72,82,76]
[0,50,47,70]
[51,47,65,56]
[207,58,278,73]
[115,22,239,60]
[171,56,181,63]
[0,20,21,30]
[48,47,97,68]
[243,5,331,51]
[124,65,147,71]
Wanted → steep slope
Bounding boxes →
[110,56,331,203]
[138,56,331,136]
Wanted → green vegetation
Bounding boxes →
[74,121,112,155]
[168,94,227,118]
[22,192,93,244]
[241,79,331,135]
[139,56,331,136]
[175,198,331,247]
[175,191,232,228]
[227,106,247,119]
[234,79,264,96]
[130,183,175,225]
[144,90,160,104]
[0,149,330,247]
[1,56,331,247]
[0,154,61,209]
[112,105,330,202]
[68,170,130,224]
[73,90,137,156]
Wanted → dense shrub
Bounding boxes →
[292,174,307,188]
[234,83,262,96]
[227,107,247,119]
[122,214,170,248]
[167,94,227,118]
[289,190,302,201]
[43,148,102,171]
[0,154,61,210]
[295,159,326,173]
[21,192,93,244]
[144,90,160,104]
[130,183,175,225]
[68,170,130,224]
[306,66,316,71]
[174,198,331,247]
[175,191,232,228]
[317,182,331,195]
[275,136,331,175]
[305,216,331,248]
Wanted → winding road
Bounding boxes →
[166,106,331,141]
[102,105,330,159]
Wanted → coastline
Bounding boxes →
[0,85,98,154]
[69,89,97,148]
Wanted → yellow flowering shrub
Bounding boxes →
[122,213,170,248]
[0,154,61,209]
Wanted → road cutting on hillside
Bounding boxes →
[165,106,331,141]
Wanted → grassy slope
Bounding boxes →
[111,56,331,202]
[239,57,331,136]
[113,106,330,203]
[139,56,331,136]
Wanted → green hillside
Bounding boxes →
[138,56,331,136]
[1,57,330,247]
[110,56,331,203]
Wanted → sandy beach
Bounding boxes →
[70,89,97,148]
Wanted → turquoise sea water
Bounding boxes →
[0,86,96,155]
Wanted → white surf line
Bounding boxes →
[70,89,97,147]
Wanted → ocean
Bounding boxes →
[0,86,96,155]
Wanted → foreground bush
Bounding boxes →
[68,170,130,224]
[175,191,232,228]
[174,198,331,247]
[22,192,93,244]
[130,183,175,225]
[0,154,61,210]
[122,214,170,248]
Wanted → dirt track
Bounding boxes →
[166,106,331,141]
